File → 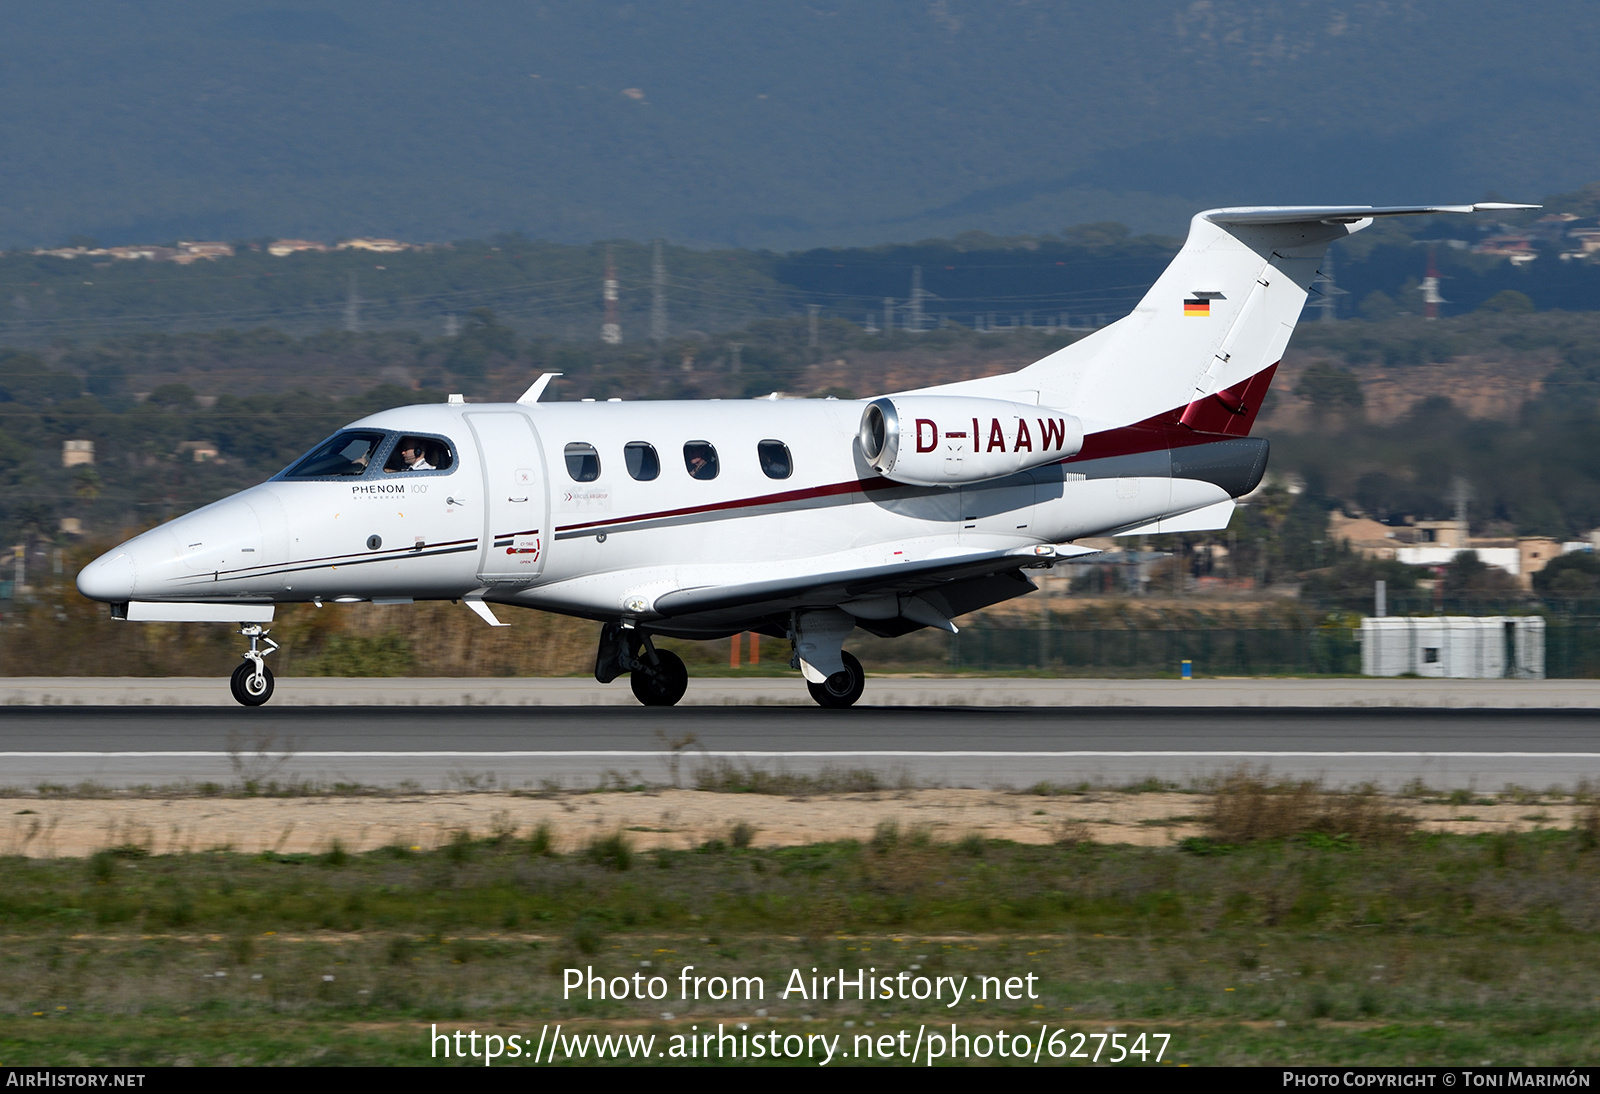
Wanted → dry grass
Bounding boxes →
[1206,770,1416,845]
[691,759,894,796]
[1579,799,1600,851]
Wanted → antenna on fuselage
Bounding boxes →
[517,372,563,404]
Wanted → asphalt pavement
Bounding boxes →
[2,702,1596,792]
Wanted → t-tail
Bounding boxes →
[909,203,1536,439]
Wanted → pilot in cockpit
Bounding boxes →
[388,438,435,472]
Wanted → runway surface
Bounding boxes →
[8,676,1600,708]
[3,705,1598,792]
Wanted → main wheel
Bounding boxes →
[630,649,689,707]
[230,662,275,707]
[807,651,865,709]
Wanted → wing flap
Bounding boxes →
[650,544,1094,620]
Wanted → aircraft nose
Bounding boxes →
[77,548,137,602]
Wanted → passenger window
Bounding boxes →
[758,440,792,480]
[683,441,719,480]
[564,442,601,482]
[384,435,454,473]
[283,430,387,478]
[624,441,660,481]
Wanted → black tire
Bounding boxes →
[230,662,275,707]
[630,649,689,707]
[807,651,865,709]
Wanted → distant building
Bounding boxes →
[1472,235,1537,265]
[172,241,235,264]
[1328,512,1401,560]
[1518,537,1562,587]
[268,239,330,257]
[177,441,220,463]
[337,238,410,253]
[105,245,176,261]
[1334,513,1562,586]
[58,517,83,536]
[61,439,94,468]
[1396,545,1522,575]
[1412,519,1470,550]
[1562,228,1600,261]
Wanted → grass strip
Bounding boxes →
[0,821,1598,1065]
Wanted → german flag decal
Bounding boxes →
[1183,298,1210,317]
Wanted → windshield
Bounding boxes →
[282,431,388,478]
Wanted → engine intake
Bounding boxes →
[859,396,1083,487]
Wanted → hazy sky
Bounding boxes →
[1,2,1595,248]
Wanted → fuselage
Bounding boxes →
[75,396,1248,629]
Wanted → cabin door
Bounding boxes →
[465,411,549,585]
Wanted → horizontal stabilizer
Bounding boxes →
[1206,203,1538,225]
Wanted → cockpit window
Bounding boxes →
[683,441,719,480]
[283,431,388,478]
[758,440,792,479]
[624,441,660,481]
[564,442,601,482]
[384,435,454,473]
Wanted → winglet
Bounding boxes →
[517,372,563,405]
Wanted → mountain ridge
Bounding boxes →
[1,2,1593,250]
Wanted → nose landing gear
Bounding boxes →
[230,623,278,707]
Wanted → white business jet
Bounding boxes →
[77,203,1531,707]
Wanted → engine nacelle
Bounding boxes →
[858,396,1084,487]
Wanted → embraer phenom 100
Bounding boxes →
[77,203,1531,707]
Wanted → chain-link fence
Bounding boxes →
[848,619,1361,677]
[852,615,1600,678]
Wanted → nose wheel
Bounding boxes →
[631,649,689,707]
[230,623,279,707]
[807,651,865,709]
[230,661,275,706]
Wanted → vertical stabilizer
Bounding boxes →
[907,203,1533,435]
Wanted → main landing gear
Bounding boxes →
[594,611,868,710]
[230,623,278,707]
[806,651,865,709]
[594,623,689,707]
[792,608,865,710]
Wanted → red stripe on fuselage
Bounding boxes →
[555,476,899,533]
[554,362,1279,532]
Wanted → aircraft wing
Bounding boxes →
[650,543,1095,622]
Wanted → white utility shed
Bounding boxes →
[1360,616,1545,679]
